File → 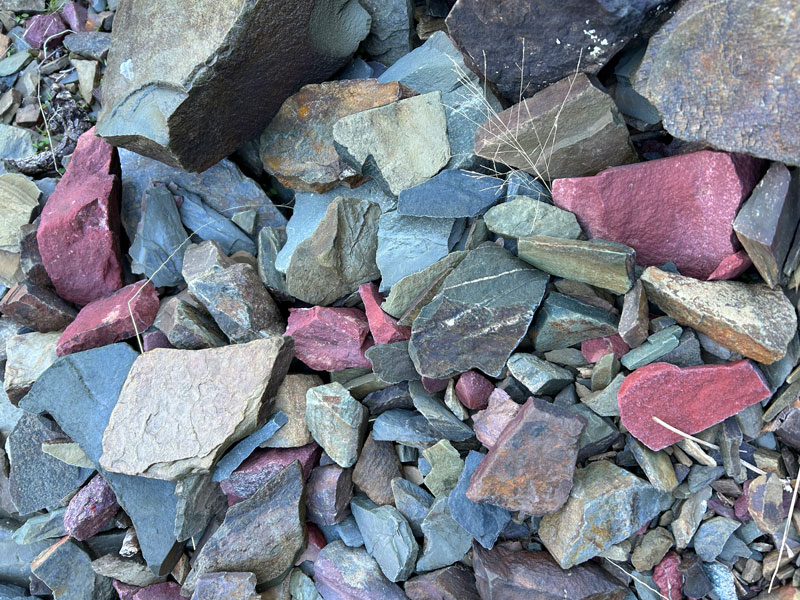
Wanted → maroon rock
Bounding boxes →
[581,335,630,363]
[113,581,141,600]
[707,250,752,281]
[38,128,123,307]
[618,360,771,451]
[132,581,183,600]
[306,464,353,526]
[284,306,372,371]
[56,281,159,356]
[19,223,53,289]
[552,150,763,279]
[473,543,627,600]
[220,442,320,505]
[467,397,586,516]
[422,376,449,393]
[141,328,173,352]
[455,371,494,410]
[60,1,87,32]
[359,283,411,345]
[653,552,682,600]
[472,388,520,449]
[64,473,119,541]
[405,564,481,600]
[0,281,76,332]
[23,13,68,49]
[734,480,752,522]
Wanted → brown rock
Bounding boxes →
[618,279,649,348]
[405,564,480,600]
[306,464,353,526]
[262,374,322,448]
[0,280,77,332]
[352,433,402,506]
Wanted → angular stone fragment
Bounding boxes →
[734,163,800,287]
[285,196,381,305]
[619,279,649,348]
[653,552,682,600]
[472,543,627,600]
[476,73,636,179]
[530,292,618,352]
[397,169,502,218]
[484,195,581,242]
[631,527,675,572]
[31,537,113,600]
[634,0,800,166]
[405,564,480,600]
[372,409,441,448]
[390,477,434,538]
[154,294,226,350]
[210,412,288,482]
[409,243,548,378]
[38,129,123,306]
[313,540,407,599]
[619,360,770,451]
[176,188,256,256]
[410,381,474,442]
[307,464,353,527]
[552,151,762,279]
[285,306,371,371]
[57,282,159,356]
[100,337,293,480]
[352,433,401,506]
[260,80,413,192]
[628,437,677,493]
[472,388,520,450]
[0,281,76,332]
[415,496,471,573]
[263,374,321,449]
[333,92,450,195]
[305,382,368,468]
[422,440,463,498]
[3,330,59,405]
[97,0,370,171]
[747,473,787,535]
[454,371,493,410]
[361,382,414,417]
[641,267,796,363]
[256,226,289,301]
[24,12,67,49]
[18,222,52,290]
[359,283,411,345]
[0,173,39,285]
[359,0,413,65]
[365,341,419,385]
[467,397,585,516]
[133,582,182,600]
[539,461,671,568]
[506,353,573,396]
[64,474,119,541]
[619,325,681,370]
[190,572,258,600]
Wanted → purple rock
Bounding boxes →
[64,473,119,541]
[141,328,173,351]
[307,464,353,526]
[23,13,68,49]
[133,581,183,600]
[313,540,407,600]
[455,371,494,410]
[472,388,520,450]
[60,1,87,32]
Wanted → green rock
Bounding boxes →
[484,196,581,240]
[628,436,678,493]
[289,568,323,600]
[391,477,434,538]
[631,527,674,572]
[11,508,66,544]
[530,292,618,352]
[620,324,682,370]
[567,404,619,462]
[40,440,94,469]
[306,382,368,468]
[581,372,624,417]
[506,353,573,396]
[256,226,289,301]
[421,440,464,498]
[365,341,420,385]
[415,497,472,573]
[590,352,619,391]
[544,348,589,367]
[518,236,635,294]
[31,537,114,600]
[409,381,474,442]
[0,51,31,78]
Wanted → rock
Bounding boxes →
[365,341,418,385]
[472,543,628,600]
[305,382,368,468]
[256,226,289,301]
[11,509,65,546]
[333,92,450,196]
[23,13,67,49]
[359,283,411,345]
[618,360,770,451]
[409,243,548,378]
[64,474,119,541]
[619,325,682,370]
[628,437,677,493]
[539,460,671,568]
[362,383,414,417]
[64,32,111,60]
[176,188,256,256]
[3,330,59,405]
[133,582,183,600]
[734,163,800,287]
[679,554,713,598]
[352,433,401,506]
[631,527,674,572]
[642,266,796,363]
[260,80,413,192]
[467,397,585,516]
[100,337,293,480]
[618,280,649,348]
[72,58,99,104]
[391,477,434,537]
[0,126,36,162]
[184,462,305,593]
[445,0,671,101]
[313,540,407,599]
[506,353,573,396]
[747,472,787,535]
[263,374,321,449]
[37,129,122,306]
[18,223,52,290]
[0,518,53,587]
[288,569,322,600]
[415,496,471,572]
[31,537,113,600]
[634,0,800,165]
[359,0,412,64]
[97,0,370,171]
[552,151,762,279]
[285,196,381,305]
[129,184,188,288]
[582,335,629,363]
[421,440,463,498]
[484,195,581,242]
[210,412,288,482]
[56,281,158,357]
[410,381,474,441]
[190,572,258,600]
[397,169,503,218]
[653,552,682,600]
[285,306,372,371]
[376,212,461,292]
[372,409,441,448]
[472,388,520,449]
[0,174,39,285]
[154,294,227,350]
[530,292,618,352]
[405,564,480,600]
[275,193,335,274]
[454,371,493,410]
[0,281,76,332]
[307,464,353,526]
[475,73,636,180]
[693,517,740,562]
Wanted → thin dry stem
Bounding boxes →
[769,463,800,592]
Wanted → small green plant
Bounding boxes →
[46,0,67,13]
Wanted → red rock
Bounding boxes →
[60,1,87,32]
[296,522,326,565]
[38,128,123,306]
[113,581,141,600]
[56,282,159,357]
[0,281,76,332]
[23,13,67,49]
[581,335,630,363]
[358,283,411,345]
[421,376,449,393]
[285,306,372,371]
[455,371,494,410]
[472,388,521,449]
[552,150,763,279]
[653,552,682,600]
[63,474,119,541]
[220,443,320,505]
[132,582,183,600]
[618,360,771,451]
[706,250,752,281]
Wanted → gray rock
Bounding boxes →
[211,412,288,482]
[391,477,434,537]
[360,0,413,65]
[397,169,503,218]
[612,46,661,125]
[313,540,407,599]
[372,409,442,448]
[31,537,114,600]
[620,324,682,370]
[288,569,323,600]
[63,32,111,61]
[0,125,35,161]
[154,293,228,350]
[0,52,31,79]
[306,382,368,468]
[177,187,257,256]
[415,496,472,572]
[10,508,65,544]
[702,562,737,600]
[581,372,624,417]
[362,382,414,417]
[256,226,289,301]
[619,279,649,348]
[366,341,420,384]
[628,436,678,493]
[307,464,353,527]
[174,473,227,543]
[693,517,740,562]
[631,527,674,572]
[658,328,703,368]
[484,195,582,240]
[191,571,259,600]
[530,292,618,352]
[568,403,619,462]
[409,381,474,442]
[318,515,364,548]
[0,518,51,587]
[275,193,336,274]
[507,353,573,396]
[672,486,712,549]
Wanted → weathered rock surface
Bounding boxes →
[552,151,762,279]
[18,222,52,290]
[305,382,368,468]
[90,554,166,588]
[484,196,582,241]
[360,0,413,64]
[471,388,520,450]
[64,474,119,541]
[3,330,59,405]
[397,169,503,219]
[619,279,649,348]
[371,409,441,448]
[530,292,618,352]
[31,537,114,600]
[0,281,77,332]
[0,173,39,287]
[153,293,227,350]
[454,371,493,410]
[415,496,472,572]
[210,412,288,482]
[421,440,463,498]
[352,433,402,506]
[307,464,353,526]
[100,337,293,480]
[263,374,322,449]
[285,306,372,371]
[405,564,480,600]
[359,283,411,345]
[313,540,407,599]
[190,572,258,600]
[640,266,797,363]
[507,353,573,396]
[97,0,371,171]
[634,0,800,166]
[410,381,474,442]
[475,73,636,179]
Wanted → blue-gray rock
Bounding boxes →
[362,382,414,416]
[620,325,681,370]
[129,183,189,287]
[31,537,114,600]
[613,46,661,125]
[397,169,503,218]
[19,345,184,575]
[350,495,418,582]
[409,243,549,378]
[0,518,52,587]
[658,328,703,368]
[174,473,227,543]
[627,437,678,493]
[416,496,472,572]
[0,582,26,600]
[319,515,364,548]
[0,125,35,161]
[530,292,618,352]
[702,562,737,600]
[338,58,378,80]
[693,517,740,562]
[314,540,407,599]
[176,186,256,256]
[275,192,335,274]
[10,508,65,544]
[256,226,289,301]
[154,293,228,350]
[63,32,112,61]
[687,465,725,493]
[372,409,441,447]
[0,52,31,78]
[360,0,413,65]
[391,477,434,537]
[211,412,288,482]
[448,451,511,549]
[717,531,753,563]
[506,353,573,396]
[409,381,474,442]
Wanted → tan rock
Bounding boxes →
[262,374,322,448]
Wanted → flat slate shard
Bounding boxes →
[530,292,618,352]
[371,409,441,448]
[397,169,503,219]
[313,540,407,599]
[475,73,637,180]
[634,0,800,166]
[176,188,256,256]
[210,412,288,482]
[97,0,370,172]
[415,497,472,573]
[366,341,419,385]
[410,381,474,442]
[100,337,294,480]
[506,353,573,396]
[260,80,414,192]
[619,279,649,348]
[307,464,353,526]
[467,397,585,516]
[640,266,797,364]
[409,243,549,378]
[483,196,582,241]
[0,173,39,286]
[31,537,114,600]
[0,281,77,333]
[734,163,800,287]
[352,433,402,506]
[305,382,368,468]
[539,461,671,569]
